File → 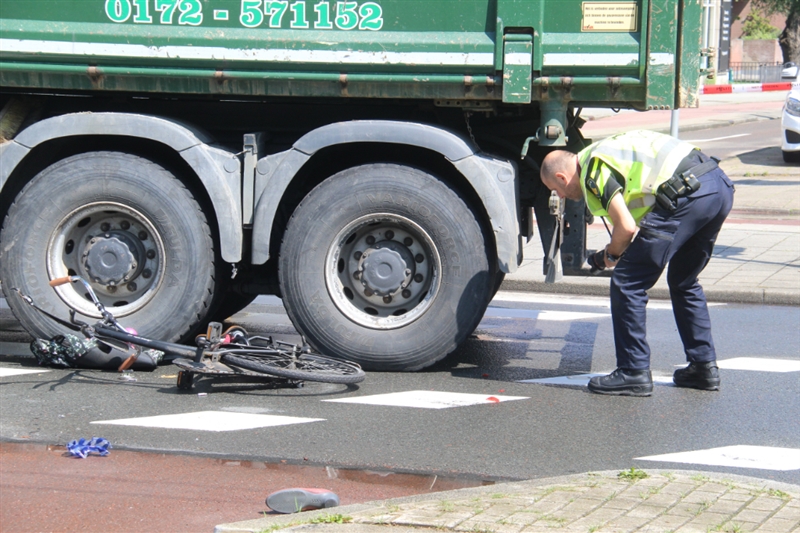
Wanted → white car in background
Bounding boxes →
[781,63,800,163]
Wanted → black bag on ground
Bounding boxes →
[30,334,161,371]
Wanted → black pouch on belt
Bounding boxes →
[655,156,717,212]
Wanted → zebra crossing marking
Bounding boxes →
[715,357,800,373]
[323,390,528,409]
[0,366,51,377]
[483,307,610,321]
[518,373,674,387]
[91,410,324,432]
[636,445,800,471]
[491,291,725,310]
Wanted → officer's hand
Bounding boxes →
[587,250,606,273]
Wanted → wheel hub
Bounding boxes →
[358,242,413,297]
[325,213,441,330]
[82,234,139,285]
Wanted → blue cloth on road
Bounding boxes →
[67,437,111,459]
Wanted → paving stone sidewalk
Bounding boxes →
[216,470,800,533]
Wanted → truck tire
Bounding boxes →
[278,164,493,371]
[0,151,216,343]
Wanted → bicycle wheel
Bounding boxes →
[221,350,365,384]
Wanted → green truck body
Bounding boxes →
[0,0,703,371]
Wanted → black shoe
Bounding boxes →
[673,361,720,391]
[588,368,653,396]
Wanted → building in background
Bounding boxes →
[700,0,787,83]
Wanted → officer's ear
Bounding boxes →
[554,169,571,189]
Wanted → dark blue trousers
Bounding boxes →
[610,166,735,370]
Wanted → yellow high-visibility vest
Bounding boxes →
[578,130,697,222]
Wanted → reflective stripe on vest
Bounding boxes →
[578,131,696,222]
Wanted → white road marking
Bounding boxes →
[636,445,800,471]
[483,307,610,321]
[687,133,751,143]
[324,390,528,409]
[715,357,800,373]
[0,367,51,377]
[518,373,674,386]
[91,411,324,432]
[491,291,724,310]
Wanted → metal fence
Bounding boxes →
[728,62,785,83]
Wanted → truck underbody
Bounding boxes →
[0,0,702,370]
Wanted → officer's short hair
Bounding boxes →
[541,150,574,185]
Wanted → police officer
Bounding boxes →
[540,130,734,396]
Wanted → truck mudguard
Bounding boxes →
[0,112,243,262]
[250,120,520,272]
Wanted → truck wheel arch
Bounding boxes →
[251,120,520,273]
[0,112,243,262]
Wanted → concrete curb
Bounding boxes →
[215,469,800,533]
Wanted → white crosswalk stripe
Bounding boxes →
[519,373,674,386]
[91,411,324,432]
[323,390,528,409]
[0,366,51,377]
[636,445,800,471]
[715,357,800,372]
[483,307,609,321]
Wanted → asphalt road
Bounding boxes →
[2,290,799,486]
[1,119,798,532]
[680,118,781,162]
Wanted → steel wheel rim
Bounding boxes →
[324,213,441,330]
[46,202,166,318]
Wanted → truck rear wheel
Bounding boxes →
[0,151,216,343]
[278,164,493,371]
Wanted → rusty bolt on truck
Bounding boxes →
[0,0,705,371]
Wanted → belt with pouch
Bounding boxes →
[655,150,719,212]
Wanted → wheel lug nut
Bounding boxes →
[383,295,392,304]
[414,273,424,283]
[415,254,424,263]
[100,223,110,231]
[364,288,374,297]
[146,250,156,259]
[404,237,413,246]
[385,230,394,240]
[142,269,152,279]
[402,289,411,298]
[353,271,361,280]
[354,251,362,260]
[120,221,130,230]
[127,282,137,291]
[366,235,375,245]
[138,231,148,240]
[107,285,117,293]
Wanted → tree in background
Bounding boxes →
[749,0,800,63]
[741,10,781,39]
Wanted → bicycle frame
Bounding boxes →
[16,275,366,388]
